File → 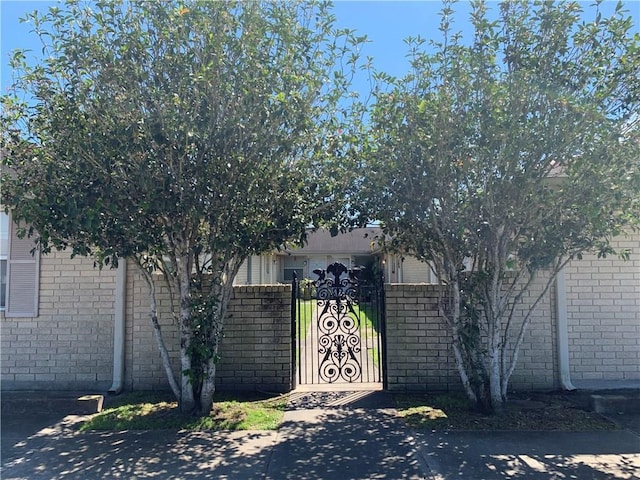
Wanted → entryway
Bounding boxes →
[291,262,386,391]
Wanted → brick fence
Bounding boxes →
[2,233,638,392]
[125,268,292,393]
[125,277,559,394]
[385,284,458,391]
[215,285,292,392]
[384,278,557,392]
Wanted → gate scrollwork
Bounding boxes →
[313,262,363,383]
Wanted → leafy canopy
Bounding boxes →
[362,0,639,274]
[2,0,365,270]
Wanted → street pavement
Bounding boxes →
[1,391,639,480]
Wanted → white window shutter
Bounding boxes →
[5,220,40,317]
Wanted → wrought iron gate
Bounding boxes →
[292,262,386,388]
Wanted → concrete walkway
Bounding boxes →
[2,391,639,479]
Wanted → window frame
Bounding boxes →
[2,212,40,318]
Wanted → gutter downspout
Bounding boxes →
[555,267,576,391]
[109,260,127,394]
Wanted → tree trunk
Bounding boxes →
[137,262,181,401]
[447,277,497,414]
[488,300,505,414]
[177,253,196,413]
[488,341,505,414]
[447,280,478,404]
[196,277,235,416]
[198,359,217,416]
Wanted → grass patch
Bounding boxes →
[354,302,380,333]
[396,392,620,431]
[352,302,382,367]
[80,391,288,432]
[296,299,314,341]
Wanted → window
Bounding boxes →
[1,212,40,317]
[283,256,305,282]
[283,268,303,282]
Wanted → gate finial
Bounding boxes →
[312,268,326,281]
[326,262,348,282]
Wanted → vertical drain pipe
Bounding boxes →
[555,267,576,391]
[109,260,127,394]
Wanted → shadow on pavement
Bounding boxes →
[1,408,277,479]
[266,407,428,480]
[414,430,640,480]
[2,390,639,480]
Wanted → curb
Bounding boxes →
[1,393,104,415]
[590,393,640,415]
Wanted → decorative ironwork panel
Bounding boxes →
[293,261,385,387]
[314,262,364,383]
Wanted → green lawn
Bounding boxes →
[351,302,382,367]
[295,299,314,341]
[80,391,288,432]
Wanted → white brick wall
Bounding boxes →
[124,266,293,392]
[2,232,636,392]
[1,250,115,390]
[565,233,640,384]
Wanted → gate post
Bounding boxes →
[291,272,298,390]
[379,270,388,390]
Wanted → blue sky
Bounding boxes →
[1,1,639,95]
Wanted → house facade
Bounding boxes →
[1,215,638,393]
[233,227,438,286]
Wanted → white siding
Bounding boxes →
[250,255,262,284]
[234,260,249,285]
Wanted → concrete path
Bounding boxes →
[2,391,639,479]
[266,404,427,479]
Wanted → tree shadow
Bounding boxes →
[413,430,640,480]
[1,413,277,479]
[1,393,424,480]
[266,406,428,479]
[2,394,637,480]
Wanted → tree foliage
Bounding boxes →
[1,0,365,415]
[360,0,639,413]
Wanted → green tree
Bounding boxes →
[361,0,639,413]
[1,0,365,415]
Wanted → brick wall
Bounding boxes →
[124,267,179,390]
[3,234,636,393]
[385,276,557,393]
[564,233,640,384]
[217,285,292,392]
[385,284,458,391]
[125,267,292,393]
[1,251,115,390]
[505,271,557,390]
